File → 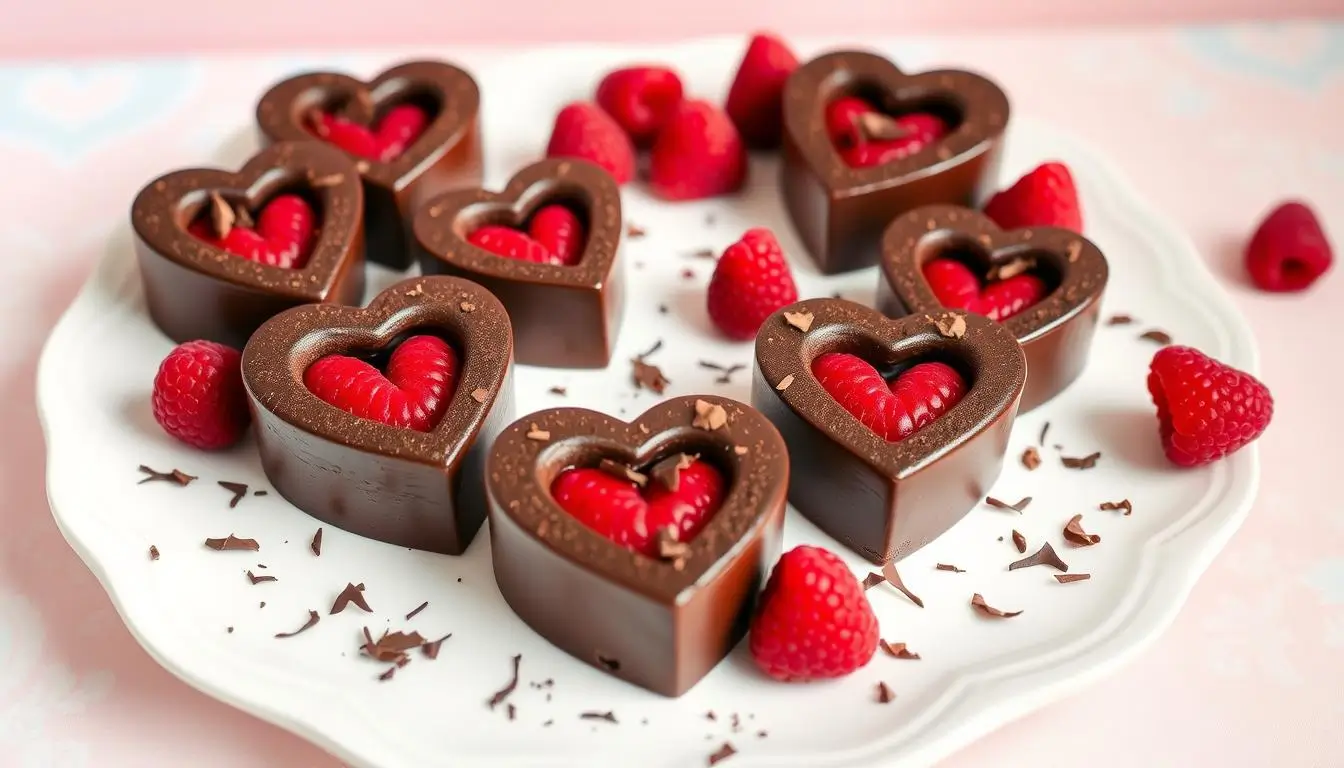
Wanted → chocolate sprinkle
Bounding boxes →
[935,563,965,573]
[405,601,429,620]
[148,545,160,561]
[204,535,260,552]
[331,582,372,614]
[1012,529,1027,553]
[487,654,522,710]
[506,703,517,721]
[686,248,716,260]
[776,373,795,391]
[275,609,320,638]
[970,593,1022,618]
[875,681,896,703]
[626,223,646,238]
[987,257,1034,281]
[1101,499,1133,516]
[470,388,488,403]
[1056,573,1092,584]
[1021,446,1042,470]
[378,666,397,682]
[247,570,277,585]
[526,424,551,441]
[862,572,885,590]
[985,496,1032,513]
[1009,542,1069,572]
[1061,452,1102,470]
[580,711,618,723]
[650,453,695,492]
[310,527,323,556]
[1107,314,1134,325]
[655,526,690,569]
[218,481,249,508]
[708,742,737,766]
[1063,514,1101,546]
[698,360,746,384]
[598,458,648,486]
[783,310,814,332]
[880,563,925,608]
[1039,422,1051,446]
[137,466,196,486]
[254,490,268,496]
[880,640,920,659]
[421,634,451,659]
[1140,329,1173,345]
[692,399,728,430]
[548,386,567,396]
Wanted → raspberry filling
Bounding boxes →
[467,204,587,266]
[550,456,726,558]
[812,352,967,441]
[922,256,1050,322]
[188,193,317,269]
[308,103,430,162]
[303,334,460,432]
[825,95,949,169]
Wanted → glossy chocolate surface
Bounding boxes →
[242,275,514,555]
[877,205,1108,412]
[781,50,1010,274]
[752,298,1025,565]
[256,60,483,270]
[413,158,625,369]
[486,396,788,697]
[131,141,366,349]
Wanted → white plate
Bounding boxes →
[37,38,1258,768]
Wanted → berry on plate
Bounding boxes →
[649,99,748,201]
[595,66,684,147]
[983,161,1083,232]
[706,228,799,340]
[812,352,967,441]
[1147,345,1273,467]
[151,340,250,450]
[546,102,636,185]
[724,32,799,149]
[304,335,460,432]
[1245,200,1333,292]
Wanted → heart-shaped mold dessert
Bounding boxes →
[877,204,1108,412]
[486,395,788,697]
[781,50,1010,274]
[752,298,1025,565]
[412,158,624,368]
[255,60,483,270]
[131,141,366,349]
[242,275,514,555]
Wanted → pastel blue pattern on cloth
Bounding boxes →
[1181,22,1344,91]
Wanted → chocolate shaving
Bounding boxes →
[1107,314,1134,326]
[855,111,908,141]
[598,458,648,486]
[275,609,320,638]
[204,535,260,552]
[208,191,235,238]
[378,666,397,682]
[1066,240,1082,263]
[247,570,277,585]
[1063,514,1101,546]
[232,203,254,229]
[405,601,428,620]
[862,572,885,590]
[309,172,344,188]
[218,481,248,508]
[331,582,372,614]
[783,310,814,332]
[708,742,737,766]
[361,627,427,663]
[148,545,160,561]
[470,388,488,403]
[985,496,1032,513]
[651,453,695,492]
[935,563,965,573]
[880,640,920,659]
[580,711,618,723]
[625,223,646,238]
[706,711,717,721]
[655,527,690,569]
[1061,451,1101,469]
[698,360,746,384]
[776,374,795,391]
[310,527,323,556]
[875,681,897,703]
[988,258,1034,281]
[137,466,196,486]
[970,593,1022,618]
[1021,446,1042,470]
[487,654,522,710]
[421,634,451,659]
[1012,529,1027,553]
[1056,573,1092,584]
[1009,542,1069,572]
[254,490,268,496]
[1039,421,1051,446]
[631,342,670,393]
[880,563,925,608]
[548,386,567,396]
[1140,329,1173,345]
[692,399,728,430]
[1100,499,1133,516]
[526,424,551,441]
[686,248,716,260]
[933,314,967,339]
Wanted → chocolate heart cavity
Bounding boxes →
[413,158,625,368]
[878,204,1108,412]
[242,275,514,555]
[781,50,1010,274]
[752,298,1025,565]
[486,395,788,697]
[256,60,483,269]
[131,141,366,349]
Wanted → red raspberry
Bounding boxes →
[545,102,636,185]
[188,193,317,269]
[649,100,748,201]
[824,96,873,150]
[1244,201,1333,292]
[304,335,460,432]
[151,341,250,450]
[467,226,553,264]
[922,257,981,309]
[528,204,586,265]
[724,32,799,149]
[921,258,1047,322]
[812,352,966,441]
[595,66,684,147]
[551,458,725,557]
[706,228,799,340]
[983,161,1083,233]
[839,113,947,168]
[1147,345,1273,467]
[749,545,879,682]
[310,104,429,162]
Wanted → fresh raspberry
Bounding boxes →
[922,258,1048,322]
[467,226,553,264]
[706,228,799,340]
[840,113,947,168]
[983,161,1083,232]
[649,100,748,201]
[151,340,250,450]
[724,32,799,149]
[1147,345,1273,468]
[1245,201,1333,292]
[546,102,636,185]
[812,353,967,441]
[922,257,981,309]
[188,193,317,269]
[595,66,684,147]
[310,104,429,162]
[551,458,725,557]
[304,335,460,432]
[528,204,586,265]
[749,545,879,682]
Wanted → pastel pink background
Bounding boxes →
[3,18,1343,768]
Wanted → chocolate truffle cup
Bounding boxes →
[413,158,625,369]
[255,60,483,270]
[131,141,366,349]
[242,275,514,555]
[486,396,789,697]
[877,205,1109,412]
[752,298,1025,565]
[781,50,1010,275]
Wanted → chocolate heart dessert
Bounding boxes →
[752,298,1025,565]
[242,275,514,555]
[781,50,1010,274]
[413,158,625,368]
[255,60,482,270]
[877,204,1108,412]
[487,395,788,697]
[131,141,366,349]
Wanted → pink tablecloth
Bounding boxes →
[2,22,1341,767]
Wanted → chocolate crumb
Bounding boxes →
[692,399,729,430]
[254,490,268,496]
[459,301,476,313]
[487,654,522,710]
[378,666,397,682]
[1009,542,1069,572]
[933,313,967,339]
[935,563,965,573]
[880,563,925,608]
[1063,514,1101,546]
[204,535,260,552]
[1066,240,1082,263]
[988,257,1034,281]
[681,268,696,279]
[310,528,323,556]
[548,386,567,396]
[985,496,1032,513]
[275,609,320,638]
[783,310,814,332]
[581,711,618,723]
[1021,446,1042,470]
[331,583,372,614]
[1061,452,1102,470]
[506,703,517,721]
[651,453,695,491]
[880,640,920,659]
[471,388,488,403]
[686,248,716,260]
[218,481,249,508]
[247,570,277,585]
[208,191,235,238]
[227,626,234,633]
[1039,421,1051,446]
[148,545,160,561]
[259,601,265,608]
[757,731,768,739]
[658,304,669,314]
[403,283,424,297]
[1140,329,1173,345]
[776,374,795,391]
[420,634,451,659]
[1107,314,1134,326]
[1056,573,1092,584]
[856,111,908,141]
[543,719,554,727]
[598,458,648,486]
[631,358,670,394]
[971,593,1022,618]
[862,572,886,590]
[597,654,620,671]
[361,628,427,663]
[733,445,749,455]
[875,681,896,703]
[1012,529,1027,553]
[626,223,646,238]
[1100,499,1133,516]
[406,601,429,620]
[656,526,690,569]
[526,424,551,441]
[708,742,737,766]
[698,360,746,384]
[137,466,196,486]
